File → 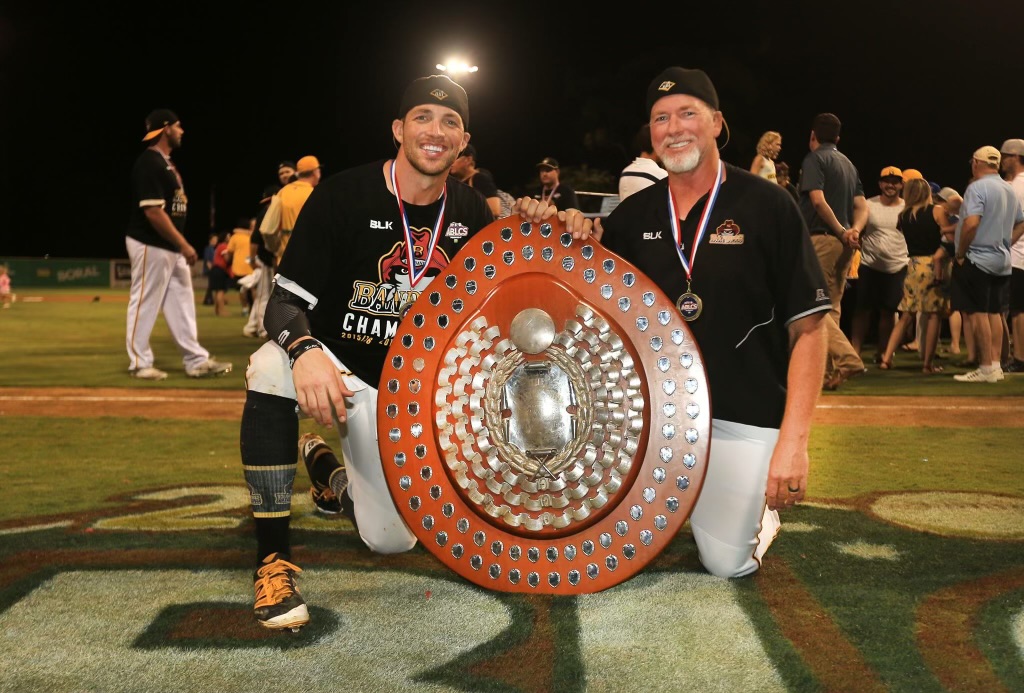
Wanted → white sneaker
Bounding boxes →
[953,368,998,383]
[131,366,168,381]
[186,359,233,378]
[993,368,1005,382]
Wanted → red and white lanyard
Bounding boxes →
[389,160,446,288]
[667,160,723,283]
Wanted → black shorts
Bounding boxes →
[950,258,1009,314]
[208,266,231,291]
[1011,267,1024,315]
[855,264,907,312]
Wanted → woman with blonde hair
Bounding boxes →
[750,131,781,182]
[879,178,951,373]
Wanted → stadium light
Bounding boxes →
[436,60,478,77]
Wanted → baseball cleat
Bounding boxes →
[309,485,342,515]
[185,358,233,378]
[130,366,168,381]
[299,434,350,515]
[253,553,309,631]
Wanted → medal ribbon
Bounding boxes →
[389,160,446,288]
[667,160,723,283]
[541,182,559,207]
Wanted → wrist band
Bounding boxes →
[288,339,323,369]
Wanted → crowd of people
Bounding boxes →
[190,107,1024,389]
[123,66,1023,634]
[779,139,1024,385]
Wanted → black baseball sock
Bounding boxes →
[241,390,299,565]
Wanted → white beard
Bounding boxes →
[662,144,702,174]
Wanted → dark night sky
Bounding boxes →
[2,1,1022,260]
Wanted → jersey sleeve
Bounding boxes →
[132,155,166,208]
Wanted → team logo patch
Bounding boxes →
[430,89,449,102]
[815,289,828,302]
[708,219,744,244]
[657,80,676,92]
[445,222,469,239]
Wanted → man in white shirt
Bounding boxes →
[849,166,907,364]
[999,138,1024,372]
[618,123,667,200]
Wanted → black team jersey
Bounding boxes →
[126,148,186,250]
[277,160,494,386]
[600,164,831,429]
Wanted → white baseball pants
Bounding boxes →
[125,237,210,371]
[689,419,781,578]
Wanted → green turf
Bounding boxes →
[4,287,1024,394]
[1,288,256,388]
[1,288,1021,693]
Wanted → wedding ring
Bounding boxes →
[787,485,800,493]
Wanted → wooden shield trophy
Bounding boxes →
[377,217,710,594]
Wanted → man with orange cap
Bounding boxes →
[260,155,323,265]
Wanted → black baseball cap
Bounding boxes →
[536,157,559,170]
[142,109,179,142]
[458,143,477,159]
[278,160,296,171]
[646,67,719,114]
[399,75,469,128]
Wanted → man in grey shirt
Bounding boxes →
[798,113,868,389]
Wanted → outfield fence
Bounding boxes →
[0,256,208,289]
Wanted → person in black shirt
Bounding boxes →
[125,109,231,380]
[239,75,594,631]
[531,156,580,211]
[596,67,830,580]
[450,143,500,219]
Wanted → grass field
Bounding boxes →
[0,288,1022,692]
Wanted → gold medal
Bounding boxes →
[676,292,702,321]
[398,300,416,322]
[668,161,722,326]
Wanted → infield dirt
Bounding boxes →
[1,388,1021,428]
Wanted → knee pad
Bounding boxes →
[245,341,295,399]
